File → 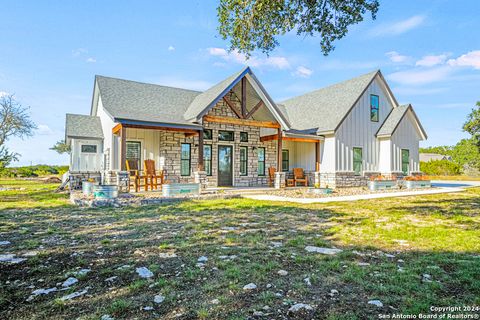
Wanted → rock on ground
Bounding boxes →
[136,267,154,278]
[0,241,11,246]
[368,300,383,307]
[60,289,88,301]
[288,303,314,317]
[305,246,342,255]
[0,254,27,264]
[197,256,208,263]
[243,283,257,291]
[277,270,288,276]
[101,315,115,320]
[154,294,165,304]
[62,277,78,287]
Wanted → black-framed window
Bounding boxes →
[257,147,265,176]
[353,147,363,176]
[282,149,289,172]
[218,130,234,141]
[240,132,248,142]
[240,146,248,176]
[181,143,191,176]
[81,144,97,153]
[402,149,410,175]
[203,129,212,140]
[204,144,212,176]
[126,141,141,169]
[370,94,379,122]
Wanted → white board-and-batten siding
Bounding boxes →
[96,96,117,170]
[334,77,394,172]
[391,111,421,173]
[282,141,316,171]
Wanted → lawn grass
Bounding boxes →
[0,179,479,319]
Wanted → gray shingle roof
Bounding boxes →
[279,70,379,133]
[65,114,103,139]
[377,104,427,139]
[376,104,410,137]
[184,67,248,120]
[96,75,202,126]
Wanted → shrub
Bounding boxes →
[420,160,462,176]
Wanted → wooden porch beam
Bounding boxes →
[315,141,320,172]
[120,126,126,171]
[260,134,321,143]
[203,115,280,128]
[112,123,122,135]
[245,100,263,119]
[223,96,243,119]
[241,77,247,117]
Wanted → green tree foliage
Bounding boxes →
[0,94,36,168]
[217,0,379,57]
[450,138,480,172]
[50,139,71,154]
[0,164,69,177]
[419,145,453,155]
[463,101,480,144]
[420,160,462,176]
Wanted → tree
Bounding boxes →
[217,0,380,57]
[50,139,71,154]
[0,94,36,168]
[463,101,480,145]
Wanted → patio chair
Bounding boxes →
[268,167,276,187]
[144,159,164,191]
[126,159,144,192]
[293,168,308,187]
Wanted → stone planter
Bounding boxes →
[368,180,397,191]
[405,180,431,189]
[162,183,200,197]
[308,188,333,195]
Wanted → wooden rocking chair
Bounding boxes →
[144,160,164,191]
[268,167,276,187]
[126,159,145,192]
[293,168,308,187]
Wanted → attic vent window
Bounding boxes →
[370,94,379,122]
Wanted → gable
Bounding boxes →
[377,104,427,140]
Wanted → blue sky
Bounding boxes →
[1,0,479,166]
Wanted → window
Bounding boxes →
[370,94,379,122]
[204,145,212,176]
[353,147,363,175]
[402,149,410,175]
[240,146,248,176]
[181,143,191,176]
[240,132,248,142]
[282,149,289,172]
[218,130,234,141]
[126,141,141,169]
[81,144,97,153]
[257,147,265,176]
[203,129,212,140]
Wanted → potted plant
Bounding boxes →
[404,175,431,189]
[367,175,397,191]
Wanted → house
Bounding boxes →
[65,67,427,189]
[419,153,452,162]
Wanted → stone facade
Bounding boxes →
[68,172,102,190]
[319,171,380,188]
[201,92,277,187]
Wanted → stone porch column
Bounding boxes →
[314,171,321,188]
[194,171,207,190]
[274,172,286,189]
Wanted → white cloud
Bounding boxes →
[388,66,452,85]
[416,54,449,67]
[447,50,480,69]
[168,45,175,51]
[370,15,426,37]
[293,66,313,78]
[386,51,410,63]
[0,91,9,97]
[72,48,88,57]
[86,57,96,63]
[206,47,290,69]
[37,124,54,136]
